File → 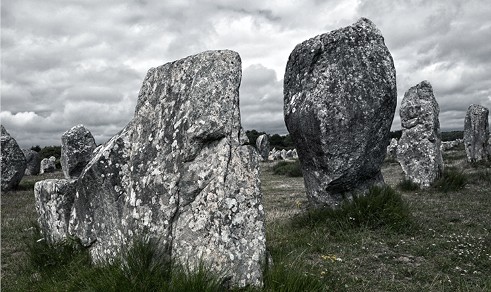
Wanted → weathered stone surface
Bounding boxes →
[58,50,266,287]
[255,134,270,161]
[386,138,398,160]
[61,124,97,179]
[284,18,397,208]
[280,149,287,160]
[40,156,56,174]
[1,125,27,191]
[397,81,443,188]
[23,149,41,175]
[34,179,75,243]
[292,148,298,159]
[464,104,489,162]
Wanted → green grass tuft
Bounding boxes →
[432,167,467,192]
[272,160,303,177]
[292,186,415,234]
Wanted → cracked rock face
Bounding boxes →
[23,149,41,176]
[386,138,398,160]
[284,18,397,208]
[35,50,266,287]
[397,81,443,188]
[464,104,489,162]
[1,125,26,191]
[61,124,97,179]
[255,134,269,161]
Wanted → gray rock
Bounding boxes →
[23,149,41,175]
[40,157,56,174]
[284,18,397,208]
[255,134,270,161]
[386,138,398,160]
[397,81,443,188]
[61,124,97,179]
[292,149,298,159]
[1,125,27,191]
[285,149,293,159]
[464,104,489,162]
[280,149,287,160]
[34,179,75,243]
[42,50,267,287]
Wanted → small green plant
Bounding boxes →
[292,186,415,234]
[432,167,467,192]
[272,160,303,177]
[397,178,420,191]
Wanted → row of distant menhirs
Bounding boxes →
[1,17,489,288]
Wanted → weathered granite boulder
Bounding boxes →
[386,138,398,160]
[255,134,270,161]
[34,50,265,287]
[397,81,443,188]
[61,124,97,179]
[284,18,397,208]
[464,104,489,162]
[40,156,56,174]
[1,125,27,191]
[23,149,41,175]
[34,179,75,243]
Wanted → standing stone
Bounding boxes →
[61,124,97,179]
[23,149,41,176]
[255,134,270,161]
[34,179,75,243]
[464,104,489,162]
[284,18,397,208]
[280,149,287,160]
[386,138,398,160]
[292,149,298,159]
[43,50,267,287]
[397,81,443,188]
[40,157,56,174]
[1,125,27,191]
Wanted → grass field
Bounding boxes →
[1,148,490,291]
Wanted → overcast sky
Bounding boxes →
[2,0,490,148]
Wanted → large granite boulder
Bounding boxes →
[397,81,443,188]
[284,18,397,208]
[61,124,97,179]
[23,149,41,176]
[1,125,27,191]
[34,179,75,243]
[255,134,270,161]
[35,50,265,288]
[40,156,56,174]
[464,104,489,162]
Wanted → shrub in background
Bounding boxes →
[272,160,303,177]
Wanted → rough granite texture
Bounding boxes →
[41,50,268,287]
[284,18,397,208]
[61,124,97,179]
[397,81,443,188]
[40,157,56,174]
[464,104,489,162]
[1,125,27,191]
[23,149,41,176]
[386,138,398,160]
[255,134,270,161]
[34,179,75,243]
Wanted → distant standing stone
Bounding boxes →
[23,149,41,176]
[1,125,27,191]
[256,134,270,161]
[284,18,397,208]
[464,104,489,162]
[61,124,97,179]
[397,81,443,188]
[40,156,56,174]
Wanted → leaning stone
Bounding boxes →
[464,104,490,162]
[284,18,397,208]
[63,50,265,288]
[23,149,41,176]
[255,134,270,161]
[61,124,97,179]
[1,125,27,191]
[397,81,443,188]
[34,179,75,243]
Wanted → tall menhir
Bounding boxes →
[284,18,397,208]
